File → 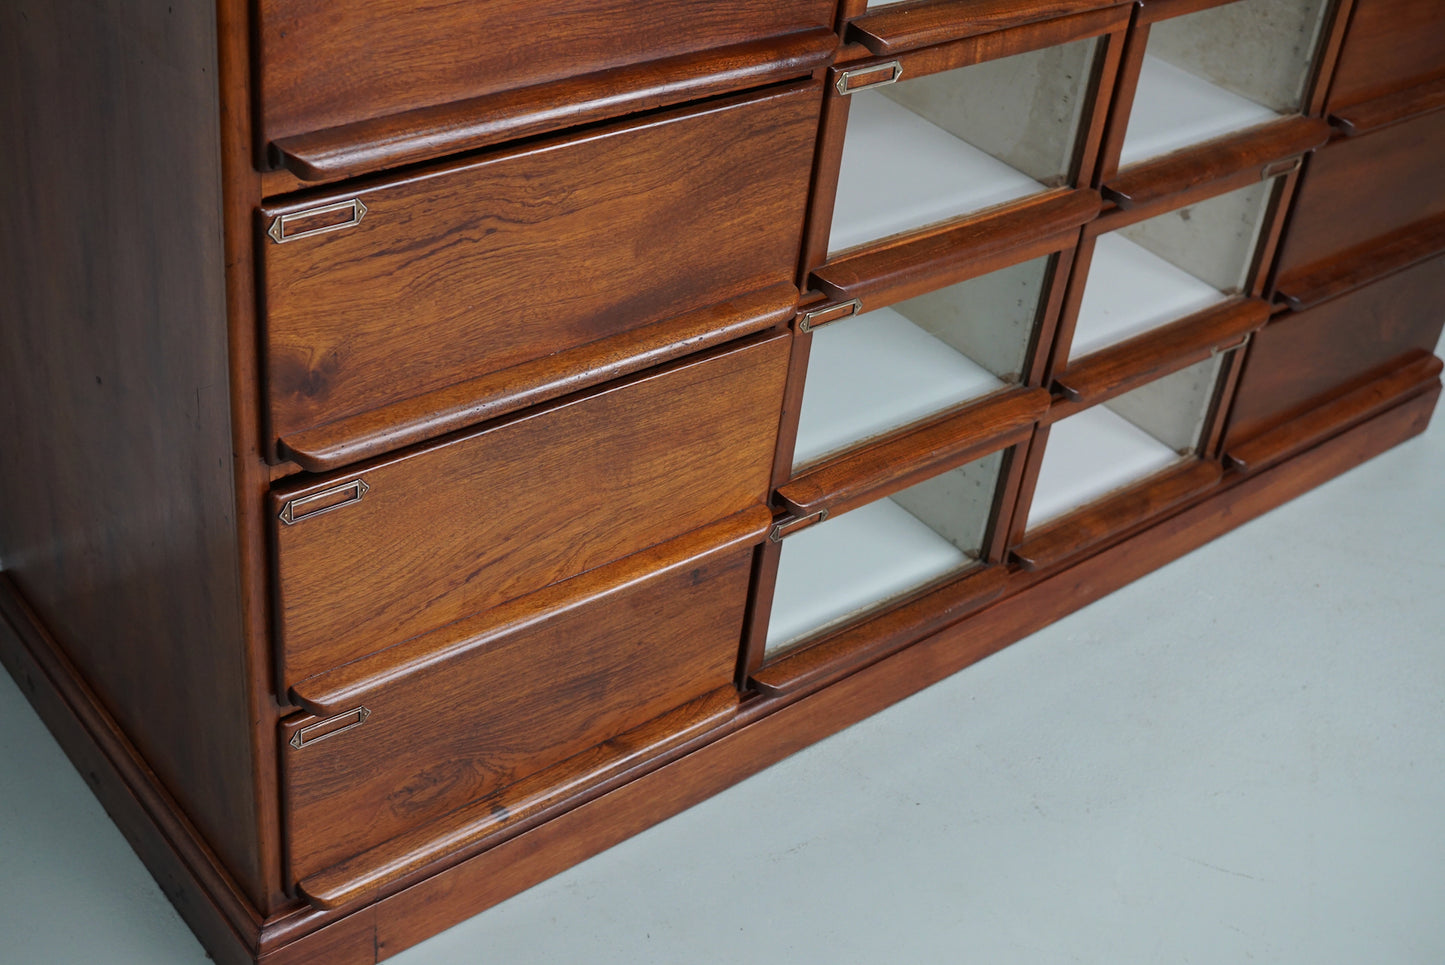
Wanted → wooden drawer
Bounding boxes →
[257,0,836,147]
[270,334,790,685]
[261,83,819,453]
[1326,0,1445,111]
[1275,106,1445,281]
[1227,253,1445,448]
[280,514,764,884]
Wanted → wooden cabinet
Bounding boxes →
[2,1,1441,962]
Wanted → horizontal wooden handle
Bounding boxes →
[1275,214,1445,311]
[288,506,772,716]
[270,30,837,181]
[776,387,1049,520]
[298,688,739,910]
[1226,353,1444,475]
[811,189,1100,310]
[847,0,1129,56]
[752,565,1013,697]
[1331,76,1445,138]
[1055,297,1270,404]
[1013,459,1223,571]
[277,283,798,472]
[1103,116,1331,209]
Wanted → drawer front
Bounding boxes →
[261,84,820,446]
[1326,0,1445,110]
[258,0,835,144]
[271,334,790,684]
[1227,253,1445,447]
[1275,107,1445,278]
[281,536,756,882]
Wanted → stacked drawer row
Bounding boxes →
[254,0,1442,920]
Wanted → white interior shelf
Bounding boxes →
[794,307,1006,468]
[1119,55,1280,168]
[766,498,970,656]
[1028,404,1181,527]
[1070,233,1228,360]
[830,92,1044,253]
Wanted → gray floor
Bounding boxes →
[2,384,1443,964]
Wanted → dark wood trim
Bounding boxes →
[1226,353,1443,473]
[277,284,800,471]
[1053,298,1270,404]
[1101,116,1331,209]
[777,394,1045,517]
[269,30,838,182]
[1331,74,1445,136]
[1011,459,1223,570]
[812,190,1101,310]
[847,0,1130,56]
[0,580,264,965]
[1276,215,1445,311]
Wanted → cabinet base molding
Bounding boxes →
[2,382,1436,965]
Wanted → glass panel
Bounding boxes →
[794,256,1052,468]
[1120,0,1332,166]
[766,450,1005,659]
[1068,178,1277,360]
[830,37,1101,253]
[1027,355,1225,528]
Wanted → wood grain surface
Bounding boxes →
[271,335,790,684]
[262,83,819,448]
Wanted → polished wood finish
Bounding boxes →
[283,513,765,883]
[1275,106,1445,279]
[271,31,838,181]
[1227,354,1443,473]
[1325,0,1445,111]
[1330,75,1445,137]
[0,0,267,905]
[1055,298,1271,403]
[812,190,1101,308]
[262,84,819,452]
[300,688,742,912]
[847,0,1129,55]
[256,0,837,147]
[1102,117,1329,206]
[272,335,789,684]
[1012,459,1223,570]
[3,3,1442,962]
[1276,213,1445,310]
[1228,255,1445,448]
[777,390,1047,517]
[278,283,799,472]
[751,565,1013,695]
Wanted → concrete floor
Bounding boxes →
[2,381,1442,964]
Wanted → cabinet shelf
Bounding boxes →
[1070,233,1228,359]
[830,92,1045,253]
[765,497,972,656]
[1120,55,1280,167]
[1029,404,1182,526]
[794,307,1007,467]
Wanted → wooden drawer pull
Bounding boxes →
[266,198,367,244]
[288,707,371,750]
[277,478,370,526]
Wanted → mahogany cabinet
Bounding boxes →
[1,0,1440,962]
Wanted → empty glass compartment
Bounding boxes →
[830,38,1102,253]
[1028,355,1225,527]
[794,257,1052,468]
[766,450,1006,658]
[1068,178,1279,361]
[1119,0,1333,166]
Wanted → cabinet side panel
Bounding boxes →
[0,0,264,903]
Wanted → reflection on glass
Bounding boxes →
[831,38,1100,252]
[767,451,1005,658]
